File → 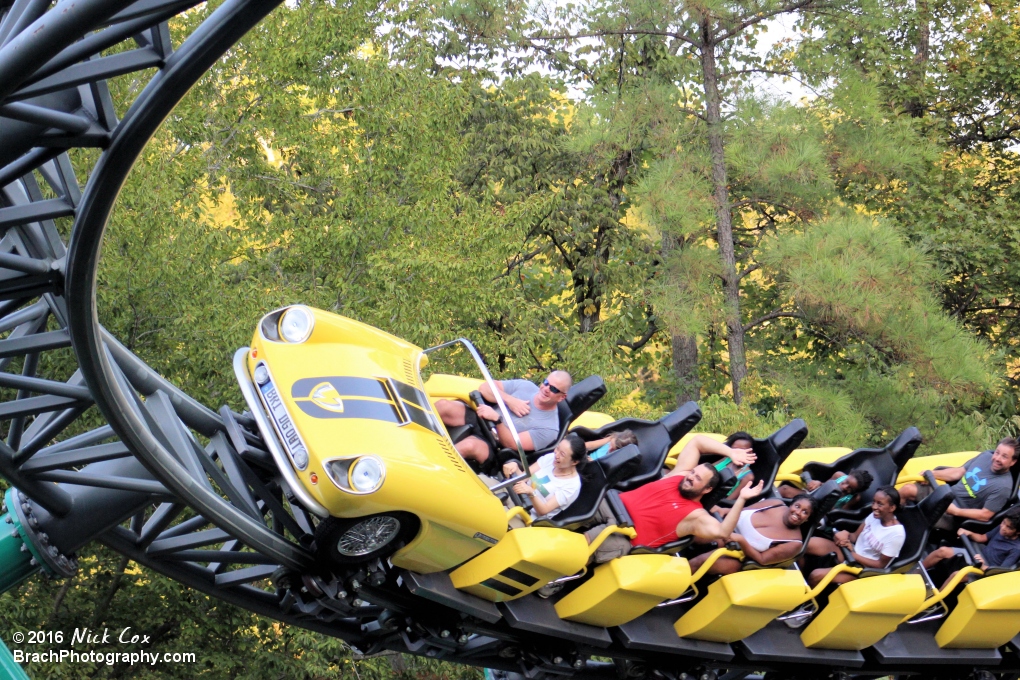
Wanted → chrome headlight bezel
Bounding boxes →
[324,455,386,495]
[278,305,315,343]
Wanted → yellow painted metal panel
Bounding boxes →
[664,433,726,468]
[777,448,853,477]
[801,575,926,650]
[555,554,692,627]
[673,569,809,643]
[896,451,980,486]
[936,572,1020,648]
[422,374,478,404]
[450,527,590,602]
[571,411,616,430]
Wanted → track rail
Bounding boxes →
[0,0,1018,679]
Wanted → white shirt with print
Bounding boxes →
[528,452,581,518]
[855,513,906,561]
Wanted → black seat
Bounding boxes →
[531,444,642,530]
[843,471,953,576]
[566,375,608,420]
[570,401,702,491]
[716,419,808,507]
[804,427,921,529]
[741,480,844,571]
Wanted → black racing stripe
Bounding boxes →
[480,578,522,596]
[390,379,422,405]
[402,398,425,412]
[499,567,539,587]
[404,403,444,434]
[291,376,389,400]
[294,399,401,422]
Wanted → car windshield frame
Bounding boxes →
[421,338,529,491]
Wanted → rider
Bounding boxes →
[688,494,818,575]
[898,437,1018,530]
[780,468,873,510]
[509,434,588,519]
[585,429,638,461]
[922,506,1020,585]
[585,438,760,564]
[434,371,572,467]
[807,486,905,587]
[666,432,756,499]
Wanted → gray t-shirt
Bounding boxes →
[951,450,1014,513]
[502,379,561,450]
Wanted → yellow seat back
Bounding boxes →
[936,572,1020,649]
[673,569,808,643]
[449,527,589,602]
[555,554,692,627]
[801,574,926,650]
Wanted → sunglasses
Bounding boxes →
[542,379,564,395]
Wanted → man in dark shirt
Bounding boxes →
[923,507,1020,581]
[900,437,1018,530]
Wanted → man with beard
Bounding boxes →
[584,441,762,564]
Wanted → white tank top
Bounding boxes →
[735,505,801,552]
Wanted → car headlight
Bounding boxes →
[348,456,385,493]
[278,306,314,343]
[253,364,270,385]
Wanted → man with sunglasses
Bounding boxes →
[436,371,572,467]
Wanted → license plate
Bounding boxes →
[259,379,309,468]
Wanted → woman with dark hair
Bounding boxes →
[508,433,587,518]
[807,485,905,586]
[725,432,754,449]
[689,493,817,575]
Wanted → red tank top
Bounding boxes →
[620,475,704,547]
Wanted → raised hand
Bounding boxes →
[728,446,757,467]
[738,479,765,500]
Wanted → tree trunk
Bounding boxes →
[661,231,700,403]
[699,23,747,403]
[671,333,700,404]
[574,267,603,333]
[905,0,930,118]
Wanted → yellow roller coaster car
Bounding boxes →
[234,305,513,574]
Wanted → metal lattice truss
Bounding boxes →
[0,0,352,637]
